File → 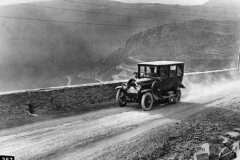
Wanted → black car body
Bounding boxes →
[115,61,185,111]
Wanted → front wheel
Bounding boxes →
[116,89,127,107]
[173,88,181,103]
[141,92,153,111]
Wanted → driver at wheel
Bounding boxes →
[148,67,157,77]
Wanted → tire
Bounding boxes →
[173,88,181,104]
[141,92,153,111]
[116,89,127,107]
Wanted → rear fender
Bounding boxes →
[172,83,185,90]
[141,89,152,93]
[179,84,185,89]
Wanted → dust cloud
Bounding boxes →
[0,0,152,92]
[183,70,240,102]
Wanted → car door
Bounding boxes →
[169,64,183,90]
[169,64,178,89]
[158,66,169,94]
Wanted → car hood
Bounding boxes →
[136,78,155,87]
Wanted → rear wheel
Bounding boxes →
[173,88,181,103]
[141,92,153,111]
[116,89,127,107]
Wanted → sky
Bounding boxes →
[0,0,54,6]
[111,0,209,5]
[0,0,209,6]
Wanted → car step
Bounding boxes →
[161,95,175,99]
[153,93,175,100]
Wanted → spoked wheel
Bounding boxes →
[151,81,162,95]
[116,89,127,107]
[141,92,153,111]
[173,88,181,104]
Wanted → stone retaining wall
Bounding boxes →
[0,69,239,129]
[0,81,122,120]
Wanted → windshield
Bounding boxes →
[139,66,158,78]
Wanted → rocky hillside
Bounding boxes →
[124,19,239,58]
[99,19,240,80]
[1,0,239,91]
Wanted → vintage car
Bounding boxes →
[115,61,185,111]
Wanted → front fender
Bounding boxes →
[115,86,122,90]
[141,89,152,93]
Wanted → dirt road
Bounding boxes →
[1,79,240,160]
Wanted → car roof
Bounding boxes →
[138,61,184,66]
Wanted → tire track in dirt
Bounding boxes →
[0,100,220,160]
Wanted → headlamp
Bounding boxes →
[122,83,127,90]
[136,85,141,91]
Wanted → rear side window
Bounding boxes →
[170,65,177,77]
[177,65,183,76]
[159,66,168,78]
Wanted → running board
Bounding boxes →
[152,92,175,100]
[162,95,175,99]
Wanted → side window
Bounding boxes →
[177,65,183,76]
[159,66,168,78]
[170,65,177,77]
[140,66,146,74]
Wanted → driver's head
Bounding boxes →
[150,67,155,73]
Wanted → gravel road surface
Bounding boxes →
[1,79,240,160]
